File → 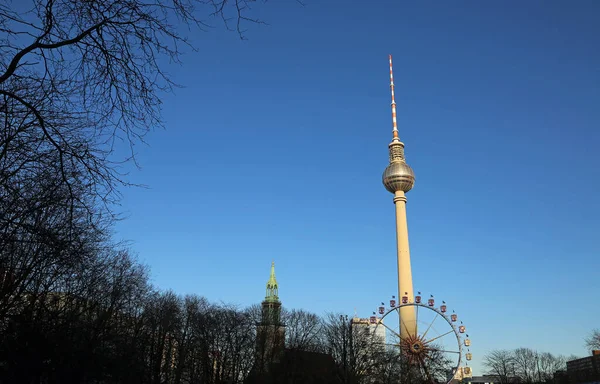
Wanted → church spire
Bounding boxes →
[265,261,279,302]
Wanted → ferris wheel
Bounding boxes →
[370,293,472,384]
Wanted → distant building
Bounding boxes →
[567,351,600,384]
[464,375,519,384]
[350,316,386,345]
[449,366,473,382]
[464,375,495,384]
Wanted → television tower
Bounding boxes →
[382,55,417,339]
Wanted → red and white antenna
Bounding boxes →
[389,54,399,140]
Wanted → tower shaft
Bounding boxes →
[394,191,416,339]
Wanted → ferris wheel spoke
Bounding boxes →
[424,329,454,344]
[400,313,412,338]
[420,312,438,340]
[415,303,419,336]
[428,347,461,354]
[379,320,407,342]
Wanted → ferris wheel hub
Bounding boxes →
[401,334,429,362]
[411,341,423,353]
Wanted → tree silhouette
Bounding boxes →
[484,348,568,384]
[0,1,284,383]
[585,329,600,352]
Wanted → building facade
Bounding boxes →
[567,351,600,384]
[350,317,386,346]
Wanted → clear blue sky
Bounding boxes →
[113,0,600,375]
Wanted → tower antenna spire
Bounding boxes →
[389,54,399,141]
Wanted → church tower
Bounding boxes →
[255,262,285,371]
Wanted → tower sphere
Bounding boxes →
[382,161,415,193]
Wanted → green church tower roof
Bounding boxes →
[265,261,279,302]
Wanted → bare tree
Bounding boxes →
[0,0,274,230]
[283,308,324,352]
[483,349,515,384]
[537,352,566,382]
[368,349,405,384]
[0,2,284,381]
[323,313,385,384]
[586,329,600,352]
[211,304,256,382]
[484,348,569,384]
[567,354,580,361]
[513,347,540,384]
